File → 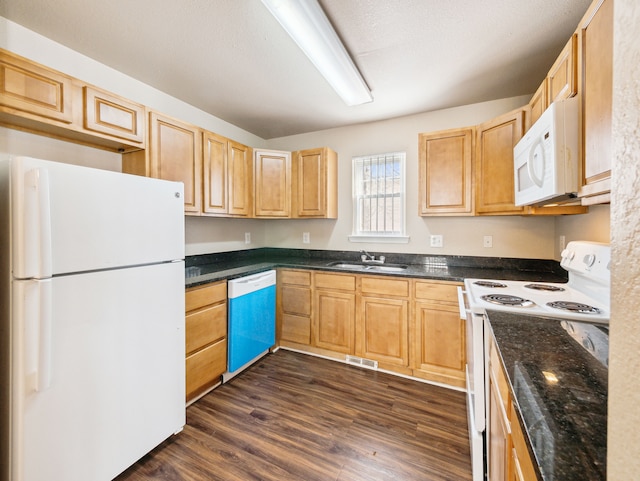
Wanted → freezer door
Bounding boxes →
[11,156,184,279]
[11,262,185,481]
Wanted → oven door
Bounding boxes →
[458,287,486,432]
[458,287,486,481]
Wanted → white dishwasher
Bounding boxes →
[224,270,276,381]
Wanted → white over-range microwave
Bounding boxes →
[514,96,579,206]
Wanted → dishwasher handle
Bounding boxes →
[228,270,276,298]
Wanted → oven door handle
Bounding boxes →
[457,286,469,319]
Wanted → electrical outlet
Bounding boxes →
[559,235,566,251]
[244,232,251,244]
[483,235,493,248]
[302,232,310,244]
[430,235,443,248]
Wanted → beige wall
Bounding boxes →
[608,0,640,477]
[264,101,611,259]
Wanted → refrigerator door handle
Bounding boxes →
[17,280,53,392]
[17,167,53,279]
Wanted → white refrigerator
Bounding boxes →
[0,156,186,481]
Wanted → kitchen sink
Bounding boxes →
[326,261,408,272]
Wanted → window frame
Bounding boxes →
[349,151,409,244]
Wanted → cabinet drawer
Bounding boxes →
[186,281,227,312]
[281,285,311,317]
[361,276,409,297]
[314,272,356,291]
[281,314,311,345]
[280,269,311,286]
[186,338,227,400]
[186,303,227,354]
[414,281,460,303]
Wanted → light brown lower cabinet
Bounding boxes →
[276,269,466,388]
[412,281,466,388]
[185,281,227,403]
[357,276,410,369]
[278,269,312,345]
[488,335,539,481]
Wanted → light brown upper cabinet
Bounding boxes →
[0,49,73,124]
[147,111,202,215]
[202,131,252,217]
[83,86,145,144]
[475,108,526,215]
[0,49,145,151]
[418,127,474,216]
[292,147,338,218]
[547,34,578,104]
[578,0,612,205]
[527,80,548,128]
[254,149,291,218]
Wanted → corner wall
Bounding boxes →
[608,0,640,477]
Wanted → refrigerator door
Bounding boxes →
[11,262,185,481]
[11,156,184,279]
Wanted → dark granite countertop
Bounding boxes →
[487,311,608,481]
[185,248,568,288]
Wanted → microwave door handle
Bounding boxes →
[528,139,545,187]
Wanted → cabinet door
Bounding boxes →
[202,131,228,215]
[548,34,577,103]
[83,86,145,144]
[528,80,548,128]
[314,290,355,354]
[413,301,466,387]
[475,108,525,214]
[509,402,539,481]
[293,147,338,218]
[419,127,474,215]
[358,296,408,366]
[488,368,511,481]
[254,150,291,217]
[0,49,73,124]
[149,112,202,214]
[228,140,253,217]
[578,0,612,204]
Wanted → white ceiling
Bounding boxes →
[0,0,593,139]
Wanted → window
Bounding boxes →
[350,152,408,243]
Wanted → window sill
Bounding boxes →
[348,235,410,244]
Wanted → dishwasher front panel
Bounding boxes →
[227,273,276,374]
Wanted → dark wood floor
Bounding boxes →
[116,350,472,481]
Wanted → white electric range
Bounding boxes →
[458,241,610,481]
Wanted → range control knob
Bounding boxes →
[583,254,596,267]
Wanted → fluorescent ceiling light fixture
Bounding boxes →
[261,0,373,106]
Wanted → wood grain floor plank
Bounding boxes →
[116,350,472,481]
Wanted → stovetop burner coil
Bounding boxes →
[481,294,535,307]
[547,301,601,314]
[524,283,566,292]
[473,281,507,288]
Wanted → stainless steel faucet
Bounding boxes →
[360,250,385,263]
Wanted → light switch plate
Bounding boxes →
[303,232,310,244]
[244,232,251,244]
[430,235,443,248]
